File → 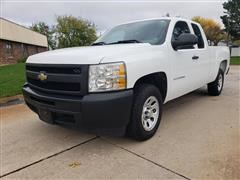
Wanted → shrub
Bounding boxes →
[17,57,27,63]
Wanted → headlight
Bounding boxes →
[89,62,126,92]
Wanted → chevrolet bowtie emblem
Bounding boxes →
[38,72,47,81]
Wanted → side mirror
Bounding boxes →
[172,33,198,50]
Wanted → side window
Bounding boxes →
[172,21,190,41]
[191,23,205,48]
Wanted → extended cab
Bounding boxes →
[23,17,230,140]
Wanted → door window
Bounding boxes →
[172,21,190,41]
[172,21,194,49]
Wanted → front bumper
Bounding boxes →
[22,85,133,136]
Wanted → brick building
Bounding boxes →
[0,18,48,64]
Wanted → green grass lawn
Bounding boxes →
[0,63,25,98]
[230,56,240,65]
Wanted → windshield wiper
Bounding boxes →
[92,40,142,46]
[108,39,142,45]
[91,42,107,46]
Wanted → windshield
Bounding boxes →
[95,19,170,45]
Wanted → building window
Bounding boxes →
[21,43,28,57]
[5,42,13,56]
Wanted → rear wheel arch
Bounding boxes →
[219,60,228,74]
[208,69,224,96]
[133,72,168,102]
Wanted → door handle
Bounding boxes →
[192,56,199,60]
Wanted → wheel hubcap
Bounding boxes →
[218,74,223,91]
[141,96,159,131]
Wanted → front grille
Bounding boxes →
[26,64,88,95]
[27,78,81,91]
[26,65,82,74]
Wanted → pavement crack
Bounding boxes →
[101,137,191,180]
[0,136,99,179]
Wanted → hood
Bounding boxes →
[27,43,152,64]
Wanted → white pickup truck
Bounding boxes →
[23,17,230,141]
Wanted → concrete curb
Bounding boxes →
[0,94,24,107]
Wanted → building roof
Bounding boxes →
[0,18,48,47]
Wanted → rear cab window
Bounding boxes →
[191,23,205,49]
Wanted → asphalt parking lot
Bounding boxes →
[1,66,239,179]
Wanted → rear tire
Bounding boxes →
[127,84,162,141]
[208,69,224,96]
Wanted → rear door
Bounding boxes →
[190,23,210,86]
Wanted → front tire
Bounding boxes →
[127,84,162,141]
[208,69,224,96]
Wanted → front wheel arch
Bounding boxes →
[133,72,168,102]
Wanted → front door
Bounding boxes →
[169,21,199,99]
